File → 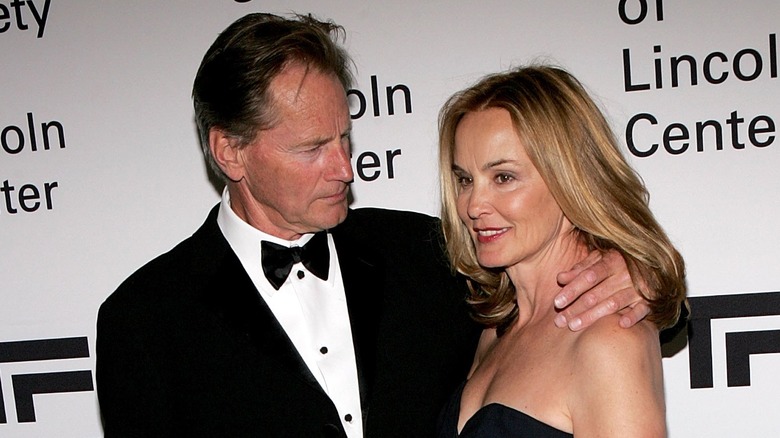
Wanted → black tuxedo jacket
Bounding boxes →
[97,206,480,437]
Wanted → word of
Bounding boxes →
[618,0,664,25]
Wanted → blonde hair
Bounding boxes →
[439,65,686,330]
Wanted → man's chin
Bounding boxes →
[316,206,349,231]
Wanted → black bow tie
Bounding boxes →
[261,231,330,290]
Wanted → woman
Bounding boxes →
[436,66,686,437]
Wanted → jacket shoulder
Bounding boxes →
[100,208,225,312]
[338,207,441,239]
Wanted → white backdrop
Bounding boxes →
[1,1,778,436]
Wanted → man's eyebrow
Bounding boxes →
[294,127,353,149]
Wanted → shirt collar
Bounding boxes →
[217,189,319,292]
[218,188,314,247]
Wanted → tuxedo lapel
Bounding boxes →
[331,224,384,417]
[193,207,384,418]
[193,213,326,396]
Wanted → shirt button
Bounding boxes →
[320,346,328,354]
[297,270,305,279]
[344,414,353,422]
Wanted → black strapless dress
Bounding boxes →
[437,382,574,438]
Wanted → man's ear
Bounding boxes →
[209,128,244,182]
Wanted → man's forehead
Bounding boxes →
[256,66,350,144]
[272,62,346,99]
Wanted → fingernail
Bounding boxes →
[554,314,567,328]
[568,318,582,331]
[554,296,567,308]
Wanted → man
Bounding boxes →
[96,13,648,438]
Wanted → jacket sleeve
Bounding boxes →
[96,292,174,437]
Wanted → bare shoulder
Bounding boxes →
[568,316,666,437]
[574,315,660,364]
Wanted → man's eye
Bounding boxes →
[302,144,323,153]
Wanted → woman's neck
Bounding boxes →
[505,232,589,328]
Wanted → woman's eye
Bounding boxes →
[496,173,513,183]
[457,176,472,187]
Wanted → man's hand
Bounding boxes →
[553,249,650,331]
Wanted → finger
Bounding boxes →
[556,287,638,331]
[554,290,600,328]
[619,301,652,328]
[556,250,603,287]
[554,254,616,309]
[556,288,619,330]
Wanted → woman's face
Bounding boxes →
[452,107,570,270]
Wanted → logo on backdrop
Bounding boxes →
[687,291,780,389]
[1,112,64,216]
[347,75,412,182]
[0,337,93,424]
[0,0,52,38]
[617,1,778,158]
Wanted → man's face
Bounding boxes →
[227,62,353,240]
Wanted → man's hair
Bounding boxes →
[192,13,353,180]
[438,65,686,331]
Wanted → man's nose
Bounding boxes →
[329,142,354,182]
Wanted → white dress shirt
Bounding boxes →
[217,189,363,438]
